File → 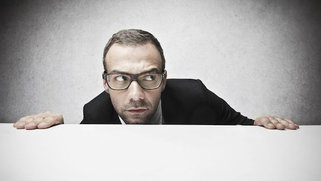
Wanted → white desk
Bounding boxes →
[0,124,320,181]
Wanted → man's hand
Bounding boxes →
[254,116,299,130]
[13,112,64,130]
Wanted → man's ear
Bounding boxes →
[102,71,110,93]
[161,70,167,92]
[103,79,110,93]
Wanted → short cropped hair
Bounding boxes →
[103,29,166,72]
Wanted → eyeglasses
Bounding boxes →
[103,70,166,90]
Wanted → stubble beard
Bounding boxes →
[120,100,156,124]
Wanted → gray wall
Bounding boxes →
[1,0,320,124]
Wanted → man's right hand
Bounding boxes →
[14,112,64,130]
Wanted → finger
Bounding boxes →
[275,122,286,130]
[37,117,57,129]
[269,116,287,130]
[284,119,300,129]
[283,119,299,130]
[263,120,276,129]
[254,117,269,126]
[14,116,33,129]
[286,123,299,130]
[25,121,38,130]
[37,115,64,129]
[14,120,26,129]
[271,117,285,130]
[284,118,295,125]
[275,118,299,130]
[254,117,276,129]
[273,116,287,124]
[278,119,295,130]
[267,116,279,124]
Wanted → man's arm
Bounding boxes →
[13,112,64,130]
[199,80,299,130]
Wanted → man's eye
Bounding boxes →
[143,75,156,81]
[114,75,128,82]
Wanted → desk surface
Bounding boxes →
[0,124,320,181]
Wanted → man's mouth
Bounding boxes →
[127,108,148,113]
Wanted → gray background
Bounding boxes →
[1,0,320,124]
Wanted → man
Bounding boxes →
[14,29,299,130]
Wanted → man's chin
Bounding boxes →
[124,119,149,124]
[122,116,150,124]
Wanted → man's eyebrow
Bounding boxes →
[108,70,128,74]
[108,68,161,74]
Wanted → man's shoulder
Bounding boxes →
[166,78,203,86]
[85,91,109,106]
[164,78,207,96]
[162,78,212,107]
[83,91,113,114]
[82,91,119,124]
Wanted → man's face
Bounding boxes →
[104,43,166,124]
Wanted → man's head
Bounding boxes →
[103,29,166,73]
[102,29,167,124]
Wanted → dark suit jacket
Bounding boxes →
[81,79,254,125]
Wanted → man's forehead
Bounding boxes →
[107,43,159,55]
[105,43,162,73]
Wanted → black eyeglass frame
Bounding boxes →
[102,70,167,90]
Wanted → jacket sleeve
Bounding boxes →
[80,91,121,124]
[80,103,90,124]
[199,80,254,125]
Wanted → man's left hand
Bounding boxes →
[254,116,299,130]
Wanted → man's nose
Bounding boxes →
[127,81,145,101]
